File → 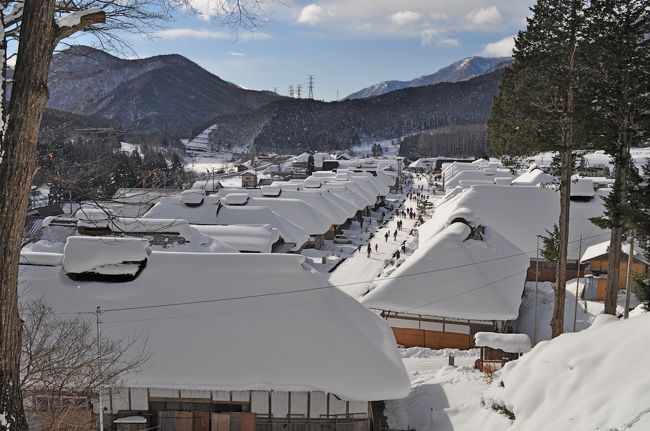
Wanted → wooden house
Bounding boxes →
[241,171,258,188]
[580,240,650,299]
[362,217,529,350]
[19,249,410,431]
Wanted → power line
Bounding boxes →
[55,231,610,317]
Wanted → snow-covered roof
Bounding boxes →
[143,196,309,250]
[409,158,437,169]
[511,168,558,186]
[421,185,608,259]
[570,177,596,198]
[19,253,410,401]
[474,332,531,353]
[580,240,650,265]
[362,221,530,321]
[444,167,513,190]
[221,187,352,226]
[191,224,280,253]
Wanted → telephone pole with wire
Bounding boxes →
[96,306,104,431]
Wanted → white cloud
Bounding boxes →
[228,51,246,56]
[152,28,270,42]
[438,37,461,47]
[390,11,421,26]
[419,28,439,45]
[482,35,515,57]
[153,28,230,39]
[466,6,502,26]
[297,4,327,25]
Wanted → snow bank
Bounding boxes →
[474,332,531,353]
[62,236,150,274]
[485,314,650,431]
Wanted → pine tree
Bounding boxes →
[582,0,650,314]
[306,154,316,176]
[487,0,588,337]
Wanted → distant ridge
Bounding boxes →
[345,56,512,100]
[46,46,282,136]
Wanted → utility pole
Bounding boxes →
[624,236,635,319]
[273,87,278,94]
[296,84,302,98]
[307,75,314,99]
[573,235,583,332]
[96,306,104,431]
[289,85,294,98]
[534,235,540,346]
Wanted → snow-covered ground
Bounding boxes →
[351,139,402,157]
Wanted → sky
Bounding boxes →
[71,1,536,101]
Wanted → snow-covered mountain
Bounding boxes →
[46,46,282,136]
[345,56,513,100]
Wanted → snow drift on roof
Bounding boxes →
[19,253,410,401]
[511,168,558,186]
[143,196,309,250]
[421,185,608,259]
[191,224,279,253]
[362,221,530,321]
[580,240,649,266]
[62,236,150,274]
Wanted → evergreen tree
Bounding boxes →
[582,0,650,314]
[306,154,316,176]
[487,0,588,337]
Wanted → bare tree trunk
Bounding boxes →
[551,134,573,338]
[0,1,56,430]
[550,23,578,338]
[604,67,632,315]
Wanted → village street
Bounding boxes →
[328,174,435,298]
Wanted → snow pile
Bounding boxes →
[75,207,110,228]
[473,333,531,353]
[224,193,250,205]
[484,314,650,430]
[181,189,205,205]
[570,177,596,198]
[62,236,150,274]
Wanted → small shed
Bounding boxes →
[474,332,531,369]
[241,171,257,188]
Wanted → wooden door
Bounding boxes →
[193,411,210,431]
[176,411,193,431]
[211,413,231,431]
[240,413,256,431]
[158,411,176,431]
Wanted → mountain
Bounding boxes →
[206,69,504,153]
[345,56,512,100]
[46,46,282,136]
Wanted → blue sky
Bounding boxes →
[74,1,536,101]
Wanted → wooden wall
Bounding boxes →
[392,327,473,350]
